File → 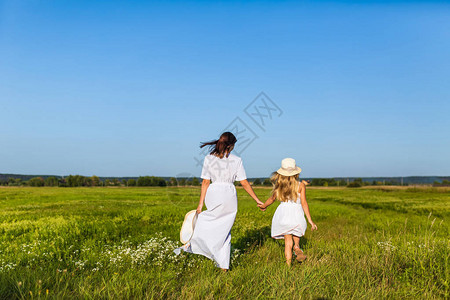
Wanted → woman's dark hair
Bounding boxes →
[200,132,237,158]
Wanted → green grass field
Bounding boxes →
[0,186,448,299]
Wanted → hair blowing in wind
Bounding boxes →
[200,132,237,159]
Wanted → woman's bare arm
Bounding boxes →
[299,182,318,230]
[240,179,263,205]
[196,179,211,213]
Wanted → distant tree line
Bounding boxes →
[433,180,450,187]
[250,177,408,188]
[250,178,272,186]
[167,177,201,186]
[0,176,270,187]
[0,176,430,188]
[0,175,208,187]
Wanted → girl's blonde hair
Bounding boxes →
[270,172,299,202]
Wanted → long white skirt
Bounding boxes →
[271,201,307,239]
[175,182,237,269]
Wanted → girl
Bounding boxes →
[258,158,317,265]
[175,132,263,270]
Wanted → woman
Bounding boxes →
[175,132,263,270]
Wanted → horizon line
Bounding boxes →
[1,173,449,179]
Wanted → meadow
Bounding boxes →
[0,186,448,299]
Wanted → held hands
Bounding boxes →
[257,202,266,211]
[254,198,266,211]
[256,199,266,211]
[258,195,275,212]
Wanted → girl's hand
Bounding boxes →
[196,205,203,214]
[310,222,318,231]
[257,203,266,211]
[255,199,264,206]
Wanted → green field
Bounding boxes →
[0,186,448,299]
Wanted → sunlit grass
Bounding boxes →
[0,187,448,299]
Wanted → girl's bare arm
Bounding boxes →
[196,179,211,213]
[259,193,276,211]
[299,182,318,230]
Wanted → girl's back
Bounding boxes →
[271,182,307,240]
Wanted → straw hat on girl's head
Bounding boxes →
[277,158,302,176]
[180,210,198,244]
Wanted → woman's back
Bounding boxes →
[201,154,247,183]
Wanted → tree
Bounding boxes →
[105,179,111,186]
[354,178,363,184]
[91,175,100,186]
[311,178,330,186]
[67,175,75,187]
[156,177,167,187]
[8,178,22,186]
[347,178,362,188]
[127,179,136,186]
[66,175,92,187]
[58,178,67,187]
[253,178,261,185]
[28,177,45,187]
[137,176,151,186]
[168,177,177,186]
[311,178,321,186]
[192,177,200,186]
[263,178,271,186]
[136,176,166,187]
[45,177,59,187]
[85,177,93,187]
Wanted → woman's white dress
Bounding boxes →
[175,153,246,269]
[271,190,307,239]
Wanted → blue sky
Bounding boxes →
[1,0,449,178]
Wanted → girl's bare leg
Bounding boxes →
[293,235,307,262]
[284,234,293,265]
[293,235,300,249]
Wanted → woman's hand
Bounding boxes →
[309,222,318,231]
[197,179,210,214]
[302,180,311,186]
[257,203,266,211]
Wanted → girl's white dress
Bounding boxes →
[271,189,307,239]
[174,154,246,269]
